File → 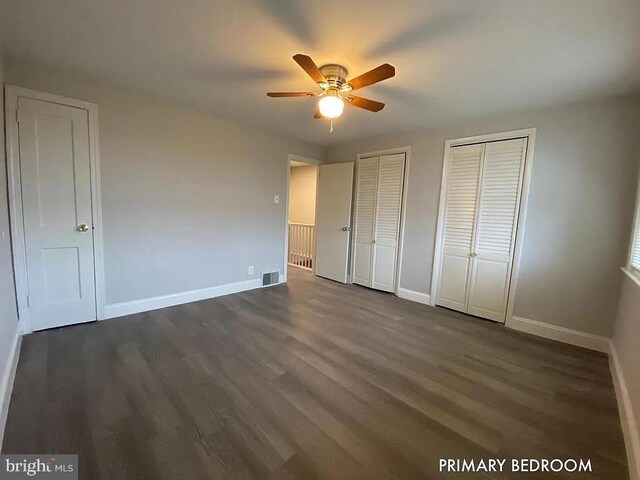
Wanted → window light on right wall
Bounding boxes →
[628,172,640,281]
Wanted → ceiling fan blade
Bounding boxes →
[347,95,385,112]
[293,54,327,85]
[267,92,315,97]
[313,109,323,119]
[346,64,395,91]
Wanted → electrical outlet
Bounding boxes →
[274,194,280,204]
[248,266,254,275]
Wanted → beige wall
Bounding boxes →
[611,271,640,479]
[0,54,20,441]
[289,165,317,225]
[327,94,640,337]
[4,57,324,305]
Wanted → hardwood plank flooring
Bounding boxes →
[2,268,628,479]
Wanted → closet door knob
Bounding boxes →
[470,252,477,257]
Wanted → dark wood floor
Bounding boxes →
[2,268,628,479]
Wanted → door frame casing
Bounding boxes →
[351,146,411,294]
[5,85,106,333]
[283,153,321,283]
[430,128,536,325]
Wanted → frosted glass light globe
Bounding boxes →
[318,95,345,118]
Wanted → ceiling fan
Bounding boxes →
[267,54,395,126]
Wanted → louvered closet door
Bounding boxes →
[371,154,405,291]
[467,138,527,322]
[436,144,483,312]
[353,157,379,287]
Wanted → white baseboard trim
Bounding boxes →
[104,278,263,319]
[0,328,22,451]
[397,288,431,306]
[507,316,610,353]
[610,341,640,480]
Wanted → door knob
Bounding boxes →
[341,226,350,231]
[470,252,477,257]
[77,224,90,232]
[372,240,376,244]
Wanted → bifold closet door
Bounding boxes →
[467,138,527,321]
[353,157,378,287]
[436,144,483,311]
[353,153,405,292]
[371,154,405,291]
[436,137,527,323]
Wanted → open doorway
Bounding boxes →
[286,156,319,279]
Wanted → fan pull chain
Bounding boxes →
[330,119,334,133]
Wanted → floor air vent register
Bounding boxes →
[262,271,280,286]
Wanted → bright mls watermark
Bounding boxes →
[0,455,77,479]
[439,458,593,474]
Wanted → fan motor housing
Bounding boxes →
[319,64,349,90]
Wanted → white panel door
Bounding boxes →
[352,157,379,287]
[467,138,527,322]
[371,154,405,292]
[314,162,354,283]
[436,144,483,312]
[18,97,97,331]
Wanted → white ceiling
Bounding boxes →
[1,0,640,146]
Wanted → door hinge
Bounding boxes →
[26,295,30,307]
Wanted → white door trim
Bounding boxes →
[351,146,411,295]
[284,154,321,283]
[4,85,105,334]
[430,128,536,326]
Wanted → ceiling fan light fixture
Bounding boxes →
[318,93,344,118]
[267,55,396,126]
